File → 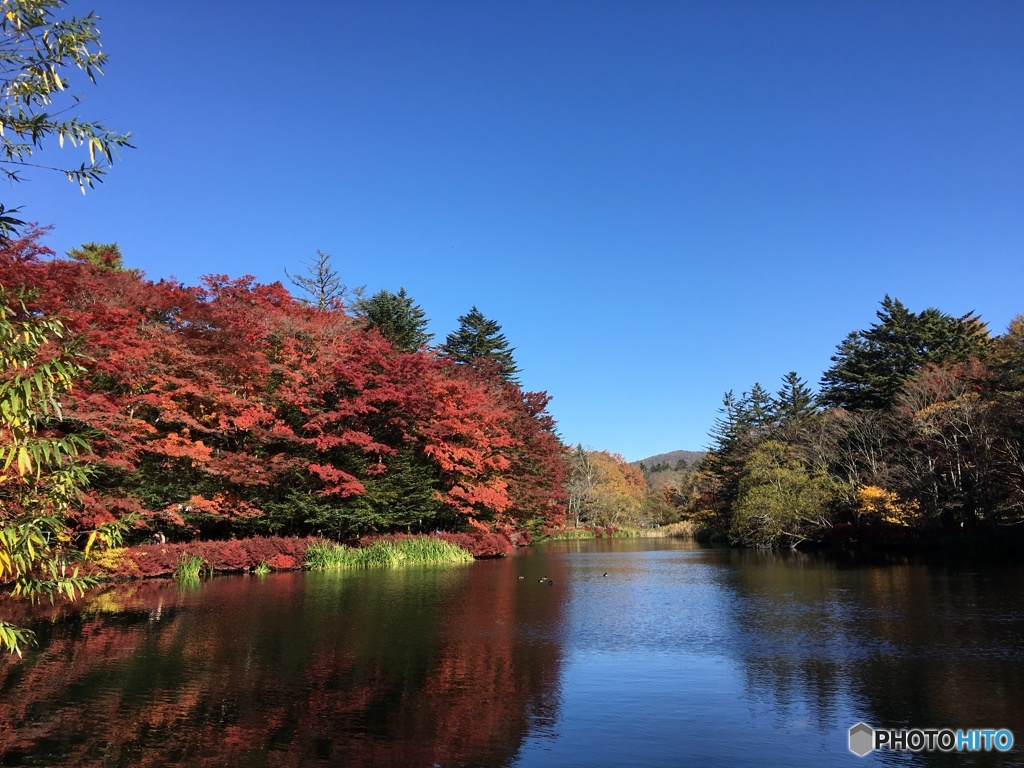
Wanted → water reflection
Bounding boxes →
[3,542,1024,767]
[0,559,566,767]
[723,550,1024,767]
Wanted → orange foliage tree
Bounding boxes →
[0,230,567,541]
[565,447,645,527]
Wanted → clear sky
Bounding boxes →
[13,0,1024,462]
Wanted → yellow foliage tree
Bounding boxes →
[565,448,645,527]
[855,485,920,527]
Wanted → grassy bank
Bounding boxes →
[541,522,696,541]
[87,535,475,580]
[541,526,645,541]
[647,521,696,538]
[305,538,474,570]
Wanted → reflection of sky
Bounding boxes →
[514,542,1024,768]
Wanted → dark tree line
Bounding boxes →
[678,297,1024,548]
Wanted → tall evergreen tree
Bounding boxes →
[707,391,748,457]
[819,296,989,411]
[354,287,433,352]
[742,383,775,434]
[442,306,520,384]
[775,371,816,424]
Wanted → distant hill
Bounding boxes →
[631,450,705,470]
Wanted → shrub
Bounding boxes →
[435,531,512,558]
[90,536,317,578]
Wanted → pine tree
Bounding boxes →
[819,296,990,411]
[354,287,433,352]
[742,383,775,434]
[442,306,520,384]
[707,391,746,456]
[775,371,816,424]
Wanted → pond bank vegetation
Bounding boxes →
[87,533,489,580]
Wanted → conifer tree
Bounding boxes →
[442,306,520,384]
[354,287,433,352]
[742,383,775,434]
[707,391,744,456]
[775,372,816,424]
[819,296,989,411]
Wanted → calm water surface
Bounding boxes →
[2,539,1023,767]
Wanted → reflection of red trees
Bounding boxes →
[0,562,565,766]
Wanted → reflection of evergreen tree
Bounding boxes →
[724,550,1024,759]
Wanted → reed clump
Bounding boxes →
[172,553,209,582]
[544,528,595,541]
[304,537,473,570]
[649,521,696,538]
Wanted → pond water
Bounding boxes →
[2,538,1023,767]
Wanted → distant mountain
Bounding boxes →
[631,450,705,470]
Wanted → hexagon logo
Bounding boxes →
[849,722,875,757]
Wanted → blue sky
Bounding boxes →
[13,1,1024,461]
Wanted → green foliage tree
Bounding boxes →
[730,440,839,548]
[265,450,451,539]
[66,241,129,271]
[443,306,520,384]
[354,287,433,352]
[0,286,122,655]
[819,296,990,411]
[0,0,132,234]
[994,314,1024,392]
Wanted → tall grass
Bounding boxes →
[544,528,595,541]
[542,526,668,541]
[172,553,209,582]
[606,526,635,538]
[649,521,696,538]
[304,537,473,570]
